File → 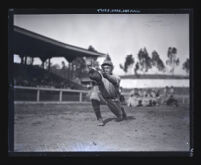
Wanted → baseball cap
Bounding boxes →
[101,59,114,68]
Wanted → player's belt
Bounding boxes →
[105,97,119,101]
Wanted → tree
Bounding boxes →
[166,47,180,74]
[182,58,190,74]
[134,62,139,75]
[88,45,97,52]
[105,54,112,61]
[151,50,165,72]
[119,63,124,70]
[137,47,152,73]
[119,54,134,73]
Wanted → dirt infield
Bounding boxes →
[14,103,190,152]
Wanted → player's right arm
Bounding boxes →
[102,73,120,87]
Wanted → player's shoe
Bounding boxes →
[123,112,127,120]
[97,119,104,126]
[121,107,127,120]
[116,115,124,122]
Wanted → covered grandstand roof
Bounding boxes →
[13,26,106,62]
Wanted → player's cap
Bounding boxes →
[101,60,114,69]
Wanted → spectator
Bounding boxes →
[127,88,143,107]
[166,86,178,106]
[149,89,157,106]
[127,89,136,107]
[142,90,150,106]
[160,86,169,104]
[137,89,143,107]
[169,86,175,96]
[155,89,161,106]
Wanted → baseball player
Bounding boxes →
[88,58,127,126]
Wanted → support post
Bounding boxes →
[42,61,45,69]
[31,57,34,65]
[48,58,51,70]
[40,57,47,69]
[36,89,40,102]
[59,91,62,102]
[20,56,24,64]
[79,92,82,102]
[24,56,27,65]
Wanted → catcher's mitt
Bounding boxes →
[89,68,102,82]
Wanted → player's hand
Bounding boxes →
[102,72,109,78]
[89,68,102,82]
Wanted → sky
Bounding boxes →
[14,14,189,75]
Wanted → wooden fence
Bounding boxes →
[13,86,189,104]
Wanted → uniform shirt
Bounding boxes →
[99,73,121,99]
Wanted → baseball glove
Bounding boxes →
[88,68,102,82]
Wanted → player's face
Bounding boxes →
[103,65,112,74]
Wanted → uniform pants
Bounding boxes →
[106,99,126,119]
[91,99,102,120]
[91,99,127,120]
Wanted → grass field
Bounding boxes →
[14,103,190,152]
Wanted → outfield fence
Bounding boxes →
[14,86,90,104]
[13,86,189,104]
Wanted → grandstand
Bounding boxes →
[13,63,85,89]
[11,26,107,102]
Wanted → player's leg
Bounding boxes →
[106,99,122,118]
[118,97,127,118]
[106,99,125,121]
[121,106,127,119]
[91,99,104,126]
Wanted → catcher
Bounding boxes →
[88,58,127,126]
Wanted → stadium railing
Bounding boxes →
[13,86,189,105]
[14,86,90,104]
